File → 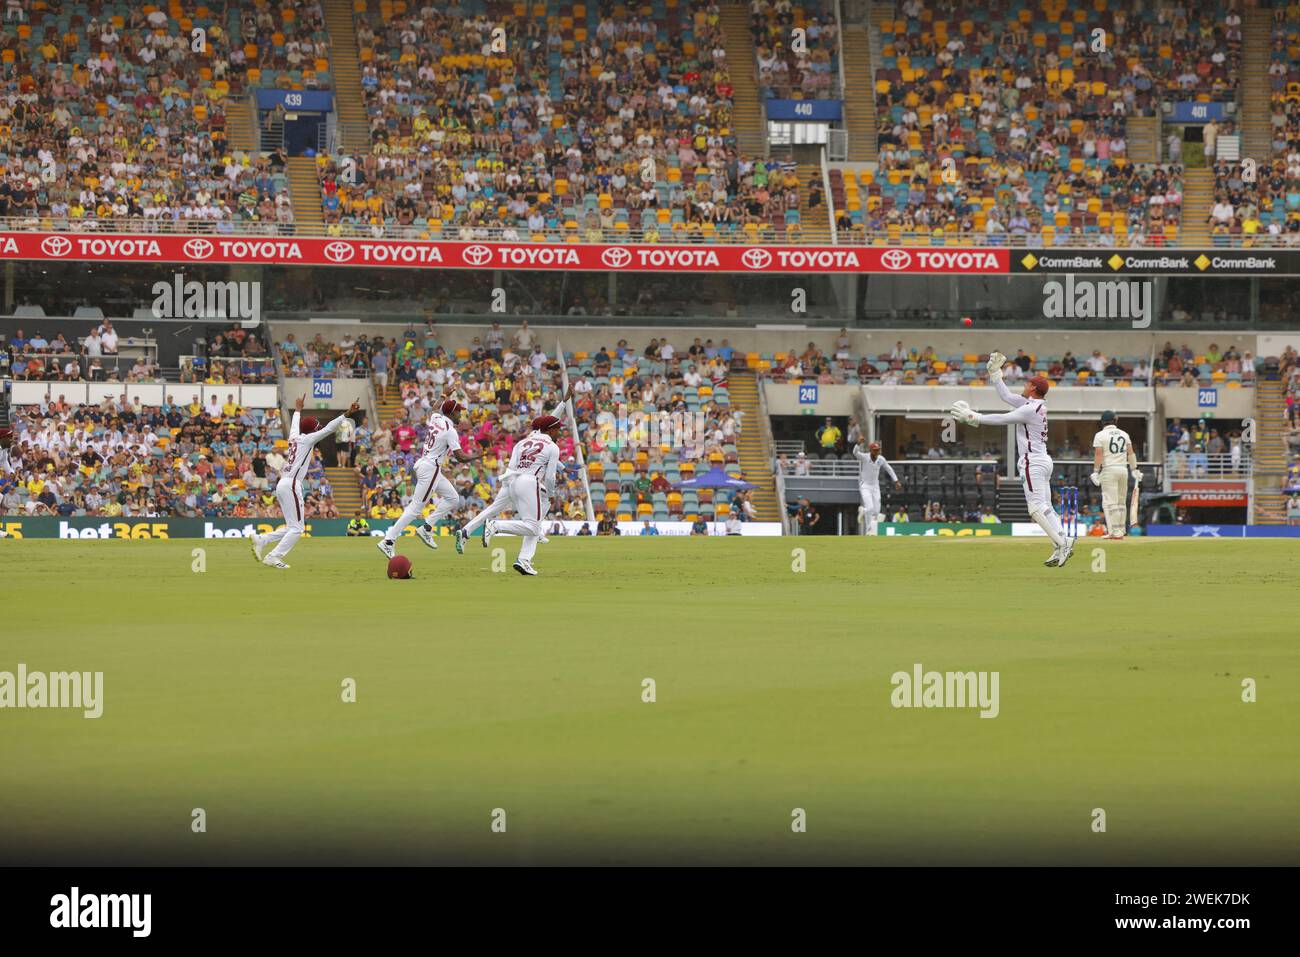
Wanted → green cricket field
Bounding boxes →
[1,536,1296,866]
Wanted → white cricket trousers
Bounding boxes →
[1021,459,1066,547]
[858,482,881,535]
[495,474,549,563]
[1099,466,1128,537]
[264,478,306,560]
[462,479,513,534]
[385,458,458,542]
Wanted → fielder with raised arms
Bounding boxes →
[949,351,1076,568]
[1090,410,1140,539]
[852,441,902,536]
[253,395,360,569]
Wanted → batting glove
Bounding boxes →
[1089,472,1101,486]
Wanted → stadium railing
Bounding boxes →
[1163,450,1253,478]
[3,352,160,382]
[179,356,278,383]
[6,217,1300,249]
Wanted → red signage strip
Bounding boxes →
[1172,482,1249,507]
[0,233,1010,274]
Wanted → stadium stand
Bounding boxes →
[0,391,330,519]
[748,337,1258,388]
[748,0,840,101]
[849,0,1254,246]
[565,336,748,522]
[317,0,807,243]
[0,1,307,231]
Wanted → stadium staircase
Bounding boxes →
[995,480,1031,523]
[286,157,325,232]
[375,379,405,427]
[728,371,779,521]
[797,162,830,237]
[1180,168,1213,245]
[323,0,369,153]
[1251,377,1288,524]
[1126,116,1160,164]
[841,24,877,162]
[719,3,767,158]
[325,467,363,514]
[1240,9,1274,162]
[226,97,257,152]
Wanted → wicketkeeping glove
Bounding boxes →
[986,351,1006,381]
[1089,471,1101,486]
[949,400,979,426]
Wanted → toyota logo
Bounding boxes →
[324,241,355,263]
[41,235,72,257]
[601,247,632,269]
[881,249,912,270]
[183,238,214,259]
[741,248,772,270]
[463,244,493,266]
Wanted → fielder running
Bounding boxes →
[1091,410,1140,539]
[456,413,567,576]
[852,441,902,535]
[253,395,360,569]
[949,351,1076,568]
[376,397,482,560]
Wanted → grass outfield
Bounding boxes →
[2,535,1297,866]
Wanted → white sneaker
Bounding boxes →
[376,538,395,559]
[1056,536,1076,569]
[483,520,497,549]
[513,559,538,576]
[262,557,290,569]
[415,525,438,550]
[1043,546,1061,567]
[250,533,265,562]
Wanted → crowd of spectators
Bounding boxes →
[748,0,839,100]
[0,3,311,232]
[1280,346,1300,495]
[751,334,1257,388]
[573,333,745,521]
[4,320,166,382]
[179,323,275,383]
[318,0,804,243]
[1164,416,1250,477]
[1206,157,1300,246]
[233,0,332,90]
[860,0,1247,245]
[0,392,340,519]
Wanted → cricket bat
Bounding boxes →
[1128,482,1140,526]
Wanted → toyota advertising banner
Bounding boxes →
[12,233,1300,274]
[0,232,1009,274]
